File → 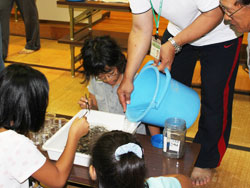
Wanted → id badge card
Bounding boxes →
[150,35,161,59]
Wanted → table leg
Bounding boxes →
[70,44,75,77]
[14,3,18,22]
[69,7,75,41]
[88,9,93,31]
[69,6,76,77]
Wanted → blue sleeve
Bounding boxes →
[146,177,182,188]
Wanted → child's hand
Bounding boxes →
[78,96,92,109]
[69,116,89,140]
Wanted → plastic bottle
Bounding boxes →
[163,117,186,158]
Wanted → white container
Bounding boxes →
[42,110,140,167]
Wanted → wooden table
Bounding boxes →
[56,0,130,76]
[67,134,200,187]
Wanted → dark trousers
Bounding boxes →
[162,30,242,168]
[0,0,40,60]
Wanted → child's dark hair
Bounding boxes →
[91,130,147,188]
[81,36,126,82]
[0,64,49,135]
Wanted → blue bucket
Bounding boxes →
[125,61,200,129]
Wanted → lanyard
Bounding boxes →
[150,0,163,36]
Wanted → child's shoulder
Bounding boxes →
[0,130,33,148]
[0,129,19,139]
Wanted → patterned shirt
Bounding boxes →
[0,130,46,188]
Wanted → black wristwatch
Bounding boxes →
[168,37,182,54]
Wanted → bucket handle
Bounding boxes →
[155,67,171,108]
[144,61,171,109]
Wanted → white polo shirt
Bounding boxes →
[129,0,241,46]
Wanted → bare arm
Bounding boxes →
[117,10,153,111]
[32,117,89,188]
[157,7,224,71]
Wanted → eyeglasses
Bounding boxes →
[95,70,118,82]
[220,3,245,18]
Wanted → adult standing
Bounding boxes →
[0,0,40,60]
[117,0,242,186]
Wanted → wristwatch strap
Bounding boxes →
[168,37,182,54]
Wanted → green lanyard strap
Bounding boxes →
[150,0,163,36]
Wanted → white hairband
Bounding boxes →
[114,143,143,161]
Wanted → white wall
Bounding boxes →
[36,0,102,22]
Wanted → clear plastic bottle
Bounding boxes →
[163,117,186,159]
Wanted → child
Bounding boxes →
[0,64,89,187]
[78,36,149,134]
[78,36,126,114]
[89,130,192,188]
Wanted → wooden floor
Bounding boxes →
[6,11,250,188]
